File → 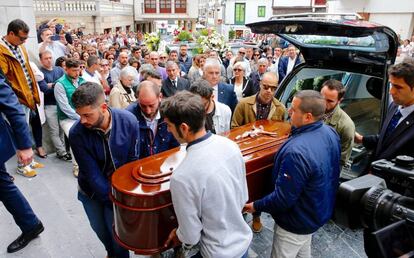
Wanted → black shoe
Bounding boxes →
[57,153,72,161]
[7,222,44,253]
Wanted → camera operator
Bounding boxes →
[354,60,414,257]
[355,61,414,162]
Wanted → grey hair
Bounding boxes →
[203,58,220,71]
[233,61,247,72]
[139,63,155,74]
[258,58,268,65]
[165,60,178,69]
[120,66,138,79]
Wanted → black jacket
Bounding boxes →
[228,77,258,99]
[364,102,414,160]
[161,77,190,98]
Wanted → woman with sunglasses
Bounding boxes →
[228,61,257,101]
[250,49,262,73]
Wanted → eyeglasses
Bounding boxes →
[13,32,28,42]
[160,56,167,59]
[233,68,243,72]
[238,52,246,55]
[80,66,86,69]
[107,57,114,60]
[261,83,277,92]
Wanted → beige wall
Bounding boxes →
[35,15,134,34]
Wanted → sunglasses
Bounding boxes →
[108,57,114,60]
[160,56,168,59]
[233,68,243,72]
[13,32,28,42]
[254,54,260,56]
[262,83,277,92]
[80,66,86,69]
[239,52,246,54]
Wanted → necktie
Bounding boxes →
[384,109,402,139]
[172,80,176,88]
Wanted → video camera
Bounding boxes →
[334,155,414,258]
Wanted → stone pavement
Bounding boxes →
[0,154,367,258]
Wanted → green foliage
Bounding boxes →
[228,29,236,40]
[177,30,193,42]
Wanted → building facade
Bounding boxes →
[134,0,199,33]
[327,0,414,40]
[33,0,134,34]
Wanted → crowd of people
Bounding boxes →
[1,17,414,258]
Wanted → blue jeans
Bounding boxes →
[191,249,249,258]
[78,191,129,258]
[0,163,40,233]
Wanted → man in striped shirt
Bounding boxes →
[0,19,44,177]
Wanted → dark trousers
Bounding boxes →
[0,163,40,233]
[29,109,42,148]
[78,191,129,258]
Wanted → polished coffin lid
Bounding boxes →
[111,120,291,207]
[111,120,291,254]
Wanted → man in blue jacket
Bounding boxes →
[244,90,340,258]
[126,80,179,159]
[278,44,301,83]
[0,69,44,253]
[69,82,140,258]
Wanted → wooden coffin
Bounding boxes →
[111,120,291,255]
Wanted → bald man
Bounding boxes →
[126,81,179,159]
[232,72,286,129]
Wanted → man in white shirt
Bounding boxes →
[39,28,68,64]
[189,79,231,134]
[163,91,252,258]
[82,56,102,85]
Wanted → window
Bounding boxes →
[159,0,171,13]
[277,68,382,175]
[144,0,156,13]
[175,0,186,13]
[235,3,245,25]
[258,6,265,18]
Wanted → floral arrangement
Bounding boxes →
[173,28,193,42]
[196,28,229,55]
[144,32,160,51]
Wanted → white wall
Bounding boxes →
[225,0,273,25]
[370,13,414,39]
[328,0,414,39]
[0,0,38,61]
[276,0,311,7]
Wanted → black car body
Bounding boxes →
[247,14,399,178]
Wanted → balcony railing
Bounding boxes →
[33,0,133,16]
